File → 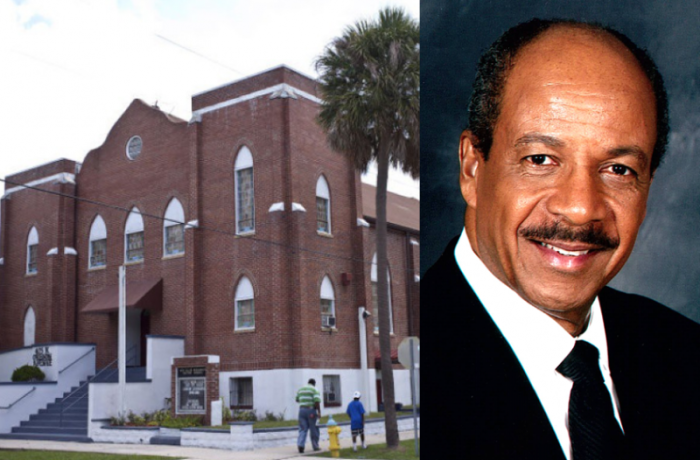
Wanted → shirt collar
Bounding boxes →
[454,229,612,373]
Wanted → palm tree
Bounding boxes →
[315,7,419,448]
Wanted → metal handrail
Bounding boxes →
[60,344,138,425]
[59,347,96,375]
[0,387,36,409]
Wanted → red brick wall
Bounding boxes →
[0,160,78,349]
[75,100,190,368]
[0,67,420,377]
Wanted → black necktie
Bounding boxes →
[556,340,625,460]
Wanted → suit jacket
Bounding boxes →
[423,236,700,459]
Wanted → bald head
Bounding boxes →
[467,19,668,173]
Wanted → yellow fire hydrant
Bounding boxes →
[327,414,342,458]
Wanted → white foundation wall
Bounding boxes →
[88,336,184,429]
[218,367,422,420]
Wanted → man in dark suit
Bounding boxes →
[423,19,700,459]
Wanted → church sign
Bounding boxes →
[176,367,206,414]
[33,346,53,367]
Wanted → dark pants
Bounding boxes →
[297,407,320,449]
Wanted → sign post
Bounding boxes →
[398,336,420,457]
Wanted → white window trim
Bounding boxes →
[27,227,38,274]
[163,198,186,257]
[316,176,331,235]
[24,306,36,347]
[89,215,107,269]
[124,207,145,263]
[371,253,394,334]
[320,276,336,328]
[234,147,255,235]
[126,135,143,160]
[235,277,255,331]
[322,374,342,407]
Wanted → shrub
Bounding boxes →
[11,364,45,382]
[231,410,258,422]
[152,409,171,424]
[160,415,203,428]
[263,410,285,422]
[220,397,233,423]
[110,414,126,426]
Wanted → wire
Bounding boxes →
[0,176,419,277]
[155,34,244,76]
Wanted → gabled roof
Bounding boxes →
[362,183,419,232]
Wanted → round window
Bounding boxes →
[126,136,143,160]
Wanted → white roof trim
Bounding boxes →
[4,173,76,198]
[47,247,59,256]
[291,203,306,212]
[65,247,77,255]
[193,83,321,118]
[268,202,285,212]
[357,218,370,228]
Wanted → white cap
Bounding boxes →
[353,391,361,399]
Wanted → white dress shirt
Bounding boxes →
[454,229,623,460]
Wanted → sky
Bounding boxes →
[0,0,419,199]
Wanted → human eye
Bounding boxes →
[524,154,555,166]
[603,164,637,177]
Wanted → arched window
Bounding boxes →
[24,306,36,347]
[124,207,145,263]
[89,215,107,268]
[27,226,39,274]
[316,175,331,234]
[371,253,393,333]
[235,146,255,234]
[235,276,255,330]
[163,198,185,256]
[320,276,336,328]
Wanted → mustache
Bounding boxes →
[518,221,620,250]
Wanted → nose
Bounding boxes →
[546,167,607,225]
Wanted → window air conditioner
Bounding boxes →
[322,316,336,328]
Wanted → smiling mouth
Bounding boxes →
[536,241,595,257]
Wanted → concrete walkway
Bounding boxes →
[0,430,419,460]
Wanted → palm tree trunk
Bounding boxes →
[376,146,399,448]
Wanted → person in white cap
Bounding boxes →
[346,390,366,451]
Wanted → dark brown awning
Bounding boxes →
[82,278,163,314]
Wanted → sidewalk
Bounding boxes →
[0,430,418,460]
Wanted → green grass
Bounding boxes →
[0,451,181,460]
[209,412,387,430]
[318,439,420,459]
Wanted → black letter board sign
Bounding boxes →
[176,367,206,414]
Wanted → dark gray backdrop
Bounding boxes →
[421,0,700,323]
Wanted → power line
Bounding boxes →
[0,177,419,276]
[155,34,243,76]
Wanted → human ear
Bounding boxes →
[459,130,480,208]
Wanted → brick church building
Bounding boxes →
[0,66,419,416]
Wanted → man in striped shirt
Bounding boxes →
[295,378,322,453]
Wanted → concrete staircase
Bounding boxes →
[0,381,92,443]
[0,366,148,443]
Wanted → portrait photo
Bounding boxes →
[421,0,700,457]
